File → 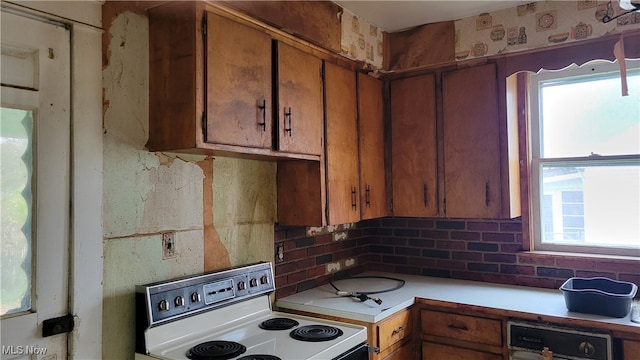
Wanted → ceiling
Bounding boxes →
[333,1,529,32]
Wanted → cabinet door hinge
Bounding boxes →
[202,112,207,142]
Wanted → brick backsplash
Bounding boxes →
[273,217,640,299]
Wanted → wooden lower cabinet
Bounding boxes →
[422,342,502,360]
[277,306,416,360]
[623,339,640,360]
[382,340,414,360]
[419,308,504,360]
[371,307,415,360]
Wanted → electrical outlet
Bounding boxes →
[276,243,284,262]
[162,232,176,259]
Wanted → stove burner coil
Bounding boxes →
[186,341,246,360]
[259,317,300,330]
[236,356,282,360]
[290,325,343,342]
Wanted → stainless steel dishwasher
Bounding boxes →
[508,321,613,360]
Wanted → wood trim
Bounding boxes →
[516,72,533,251]
[220,0,342,54]
[202,2,362,71]
[385,21,455,71]
[381,29,640,79]
[502,29,640,76]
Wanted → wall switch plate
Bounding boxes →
[162,232,176,259]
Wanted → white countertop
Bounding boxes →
[275,271,640,331]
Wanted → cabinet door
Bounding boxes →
[277,42,323,156]
[442,63,501,218]
[206,12,272,148]
[358,73,387,220]
[324,62,359,225]
[277,160,322,226]
[390,74,438,217]
[377,307,413,351]
[422,342,502,360]
[624,340,640,360]
[382,341,414,360]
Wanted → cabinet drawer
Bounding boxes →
[421,310,502,346]
[377,308,413,351]
[422,342,502,360]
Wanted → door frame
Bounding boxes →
[2,2,104,359]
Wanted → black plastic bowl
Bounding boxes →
[560,277,638,318]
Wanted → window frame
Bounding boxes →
[528,59,640,257]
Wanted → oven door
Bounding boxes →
[332,342,369,360]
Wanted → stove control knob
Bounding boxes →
[191,292,201,303]
[158,299,170,312]
[174,296,185,307]
[260,275,269,285]
[238,281,246,291]
[579,341,595,356]
[250,278,258,287]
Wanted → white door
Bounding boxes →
[1,10,71,360]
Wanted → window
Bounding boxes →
[1,107,34,316]
[530,59,640,257]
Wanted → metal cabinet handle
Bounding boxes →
[351,186,357,210]
[423,184,428,207]
[284,107,292,136]
[365,185,371,207]
[258,99,266,132]
[447,323,469,331]
[391,326,404,335]
[485,182,490,207]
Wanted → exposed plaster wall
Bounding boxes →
[101,9,276,359]
[213,157,276,268]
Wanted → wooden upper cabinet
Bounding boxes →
[324,62,359,225]
[276,42,324,156]
[277,160,323,226]
[206,11,272,149]
[147,1,204,153]
[442,63,504,218]
[390,74,438,218]
[358,73,388,220]
[147,2,322,160]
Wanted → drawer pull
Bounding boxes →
[391,326,405,335]
[447,323,469,331]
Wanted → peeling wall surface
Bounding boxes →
[102,11,276,360]
[213,157,276,267]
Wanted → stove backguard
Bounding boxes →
[135,262,275,354]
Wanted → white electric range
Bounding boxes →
[135,262,368,360]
